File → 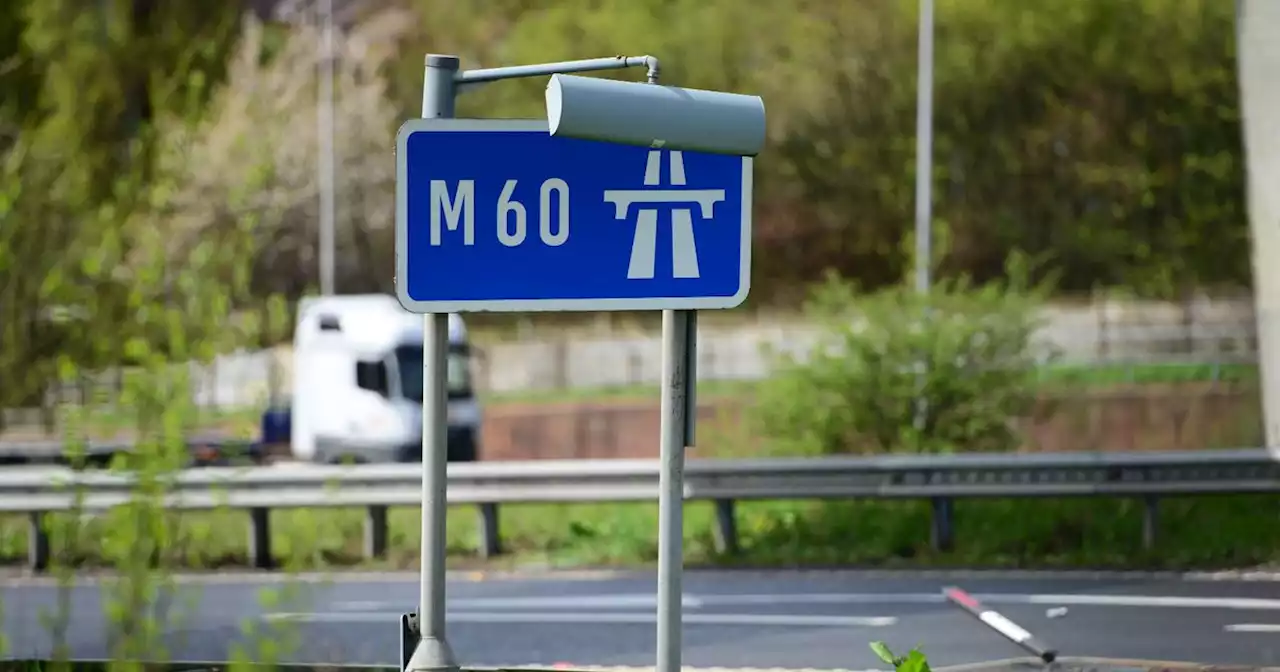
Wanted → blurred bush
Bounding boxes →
[753,252,1053,456]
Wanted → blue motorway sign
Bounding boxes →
[394,119,752,313]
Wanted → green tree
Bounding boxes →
[148,9,411,300]
[928,0,1245,296]
[0,0,242,416]
[394,0,1246,301]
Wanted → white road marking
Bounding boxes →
[332,591,1280,615]
[265,611,897,628]
[689,593,943,606]
[333,595,704,611]
[333,600,388,611]
[1225,623,1280,633]
[685,592,1280,611]
[1011,594,1280,610]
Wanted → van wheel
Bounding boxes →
[327,455,367,466]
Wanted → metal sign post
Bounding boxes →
[395,53,764,672]
[407,54,461,672]
[657,307,697,672]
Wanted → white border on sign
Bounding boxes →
[394,118,753,314]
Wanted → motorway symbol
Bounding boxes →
[394,119,753,313]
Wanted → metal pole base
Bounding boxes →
[405,635,460,672]
[401,612,459,672]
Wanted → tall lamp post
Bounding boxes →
[317,0,336,295]
[914,0,934,294]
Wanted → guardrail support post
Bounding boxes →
[930,497,954,552]
[248,507,273,569]
[366,505,389,559]
[1141,496,1159,550]
[712,499,738,555]
[477,503,501,558]
[28,512,49,572]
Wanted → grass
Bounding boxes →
[485,361,1259,405]
[0,406,264,442]
[0,494,1276,572]
[1039,362,1255,386]
[462,307,801,342]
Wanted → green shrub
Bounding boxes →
[2,14,315,667]
[754,255,1054,456]
[871,641,932,672]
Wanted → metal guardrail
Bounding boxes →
[0,434,257,462]
[10,448,1280,571]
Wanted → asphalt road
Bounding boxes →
[5,570,1280,668]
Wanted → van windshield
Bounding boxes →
[395,344,473,402]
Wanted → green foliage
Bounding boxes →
[754,257,1053,455]
[399,0,1246,301]
[27,150,305,671]
[871,641,932,672]
[0,0,1254,369]
[0,0,244,413]
[0,3,314,668]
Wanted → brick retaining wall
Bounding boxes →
[477,382,1262,460]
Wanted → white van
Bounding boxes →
[289,294,481,464]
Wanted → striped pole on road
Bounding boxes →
[944,587,1058,663]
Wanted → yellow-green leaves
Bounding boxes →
[400,0,1244,300]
